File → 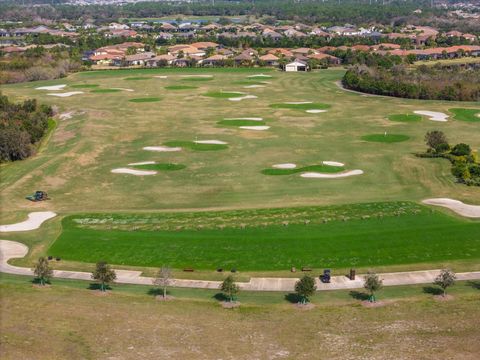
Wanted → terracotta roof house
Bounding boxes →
[124,51,156,66]
[146,54,176,66]
[308,53,341,65]
[201,54,229,66]
[259,53,280,66]
[284,28,306,38]
[268,48,293,57]
[292,47,316,56]
[190,41,219,50]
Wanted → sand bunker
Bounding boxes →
[322,161,345,167]
[285,101,312,105]
[306,109,328,114]
[154,76,168,79]
[194,140,227,145]
[224,117,263,121]
[422,198,480,218]
[301,170,363,179]
[111,88,134,92]
[248,74,272,78]
[47,92,83,97]
[229,95,257,101]
[111,168,156,176]
[0,211,57,232]
[143,146,182,152]
[36,84,66,91]
[239,126,270,131]
[414,111,449,122]
[244,85,266,89]
[128,161,156,166]
[273,163,297,169]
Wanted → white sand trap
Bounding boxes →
[244,85,266,88]
[111,88,134,92]
[143,146,181,152]
[111,168,156,176]
[422,198,480,218]
[414,111,449,122]
[36,84,66,91]
[306,109,327,114]
[248,74,272,78]
[301,170,364,179]
[59,111,74,120]
[47,91,83,98]
[128,161,156,166]
[273,163,297,169]
[323,161,345,167]
[239,126,270,131]
[194,140,227,145]
[284,101,312,104]
[229,95,257,101]
[0,212,57,232]
[224,117,263,121]
[180,74,213,78]
[154,75,168,79]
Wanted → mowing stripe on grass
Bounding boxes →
[361,134,410,143]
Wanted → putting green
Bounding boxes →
[129,97,161,103]
[91,89,122,93]
[165,85,198,90]
[270,102,330,110]
[388,114,422,122]
[218,119,267,127]
[164,140,228,151]
[204,91,245,98]
[262,164,344,176]
[70,84,100,88]
[133,163,186,171]
[449,108,480,122]
[362,134,410,143]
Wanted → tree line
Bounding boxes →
[0,94,53,162]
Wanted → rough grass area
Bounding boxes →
[233,80,267,85]
[388,114,422,122]
[361,134,410,143]
[262,164,343,175]
[164,140,228,151]
[132,163,186,171]
[48,202,480,271]
[449,108,480,122]
[218,119,267,127]
[128,97,161,103]
[270,102,330,110]
[91,88,121,93]
[181,77,213,81]
[70,84,99,88]
[204,91,245,98]
[164,85,198,90]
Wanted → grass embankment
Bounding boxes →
[449,108,480,122]
[262,164,343,175]
[48,202,480,271]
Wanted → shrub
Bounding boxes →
[451,143,471,156]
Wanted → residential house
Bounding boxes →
[285,59,309,72]
[259,53,280,66]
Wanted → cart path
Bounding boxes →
[2,240,479,291]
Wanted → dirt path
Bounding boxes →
[2,240,479,291]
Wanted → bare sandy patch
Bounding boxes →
[47,92,83,98]
[59,111,74,120]
[306,109,327,114]
[229,95,257,101]
[433,294,454,302]
[239,126,270,131]
[0,212,57,232]
[293,303,316,310]
[361,300,394,308]
[36,84,66,91]
[128,161,155,166]
[154,75,168,79]
[111,88,134,92]
[224,117,263,121]
[414,111,449,122]
[194,140,227,145]
[323,161,345,167]
[143,146,182,152]
[180,74,213,78]
[285,101,312,104]
[221,301,241,309]
[244,84,266,88]
[301,169,364,179]
[111,168,156,176]
[422,198,480,218]
[273,163,297,169]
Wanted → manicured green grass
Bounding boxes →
[124,77,151,81]
[449,108,480,122]
[48,202,480,271]
[361,134,410,143]
[91,88,121,93]
[388,114,422,122]
[164,85,198,90]
[218,119,267,127]
[270,102,330,110]
[262,164,343,175]
[70,84,99,88]
[164,140,228,151]
[181,77,213,82]
[132,163,186,171]
[128,97,162,103]
[204,91,245,98]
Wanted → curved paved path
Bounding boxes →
[2,240,479,292]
